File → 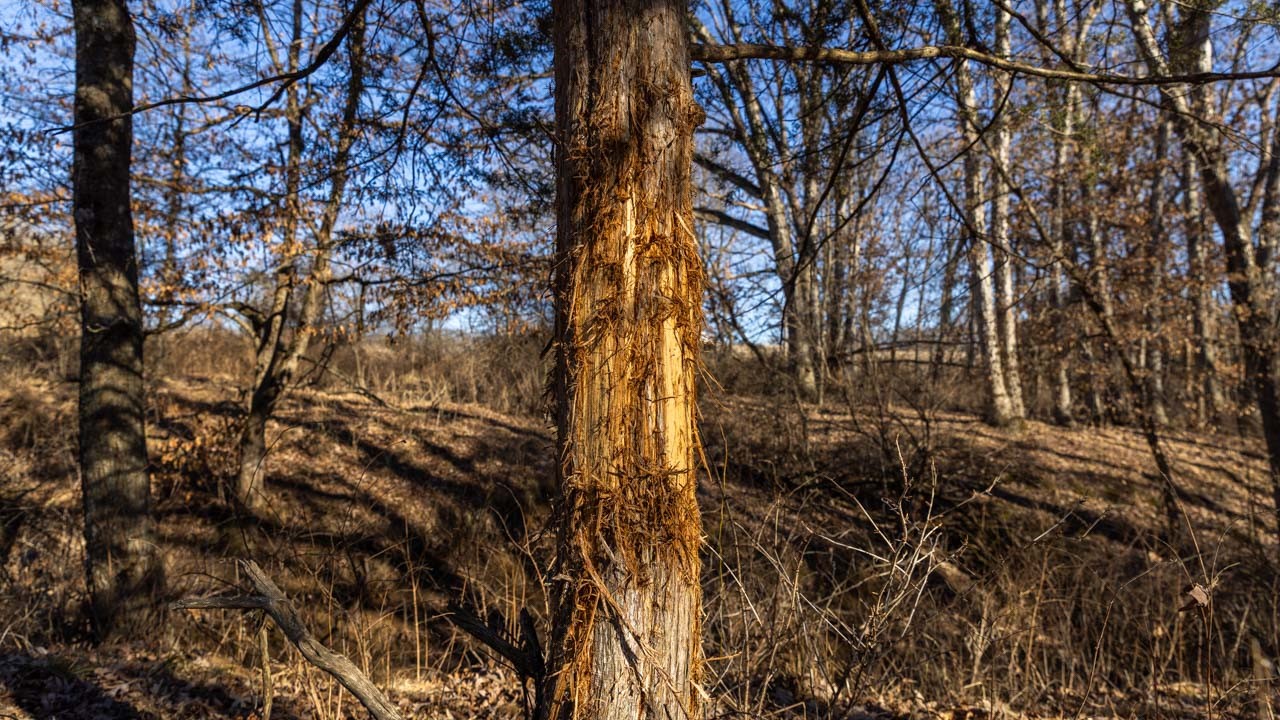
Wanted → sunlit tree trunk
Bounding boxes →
[545,1,704,718]
[789,264,820,400]
[1046,111,1076,426]
[73,0,163,639]
[1081,183,1110,423]
[991,6,1026,420]
[937,0,1015,426]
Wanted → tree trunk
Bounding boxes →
[235,0,307,513]
[990,6,1026,420]
[692,21,815,401]
[932,232,959,381]
[890,242,912,365]
[1047,118,1075,426]
[790,261,820,400]
[1035,0,1091,427]
[969,227,1016,427]
[1183,156,1223,423]
[962,105,1010,414]
[546,1,704,718]
[72,0,162,640]
[935,0,1014,426]
[1145,116,1171,427]
[237,382,279,513]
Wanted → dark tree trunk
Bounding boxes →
[72,0,162,640]
[546,0,704,717]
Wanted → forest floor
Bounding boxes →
[0,368,1275,719]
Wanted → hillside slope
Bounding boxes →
[0,371,1274,719]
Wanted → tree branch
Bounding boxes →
[694,153,763,197]
[694,207,772,240]
[172,560,405,720]
[54,0,375,133]
[691,42,1280,86]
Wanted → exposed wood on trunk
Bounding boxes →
[547,0,704,718]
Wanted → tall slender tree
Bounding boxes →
[990,4,1026,420]
[72,0,162,639]
[936,0,1016,426]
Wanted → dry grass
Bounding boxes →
[700,387,1279,718]
[0,340,1276,719]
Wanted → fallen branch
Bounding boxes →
[172,560,405,720]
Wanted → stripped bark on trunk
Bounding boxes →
[546,0,705,717]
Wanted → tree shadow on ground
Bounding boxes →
[0,650,290,720]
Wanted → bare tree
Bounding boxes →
[1032,0,1099,426]
[692,1,883,402]
[990,4,1026,420]
[935,0,1017,426]
[1127,0,1280,524]
[235,0,367,513]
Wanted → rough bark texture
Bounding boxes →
[547,1,704,718]
[73,0,162,639]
